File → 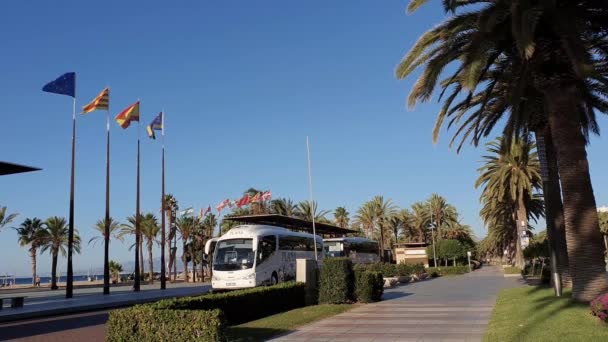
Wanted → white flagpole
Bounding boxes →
[306,136,318,261]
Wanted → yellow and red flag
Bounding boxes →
[115,101,140,129]
[250,192,261,203]
[82,87,109,114]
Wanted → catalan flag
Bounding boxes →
[115,101,140,129]
[146,112,163,139]
[82,87,109,114]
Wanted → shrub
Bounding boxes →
[318,257,354,304]
[107,306,225,342]
[152,281,305,325]
[355,271,383,303]
[397,262,412,276]
[591,293,608,323]
[425,266,470,276]
[382,263,398,277]
[410,263,426,274]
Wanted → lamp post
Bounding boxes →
[429,202,438,267]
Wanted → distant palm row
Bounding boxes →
[1,188,476,287]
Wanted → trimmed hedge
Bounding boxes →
[152,281,306,325]
[319,257,354,304]
[425,266,470,276]
[355,271,384,303]
[107,307,225,342]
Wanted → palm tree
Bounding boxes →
[354,202,375,239]
[0,206,18,231]
[88,218,121,246]
[295,201,330,223]
[141,213,160,283]
[476,137,542,268]
[410,202,430,243]
[397,0,608,301]
[118,215,145,277]
[426,194,458,239]
[334,207,350,228]
[176,216,196,282]
[270,198,298,217]
[163,194,178,281]
[15,218,45,286]
[370,196,397,261]
[598,211,608,254]
[109,260,123,284]
[40,216,81,290]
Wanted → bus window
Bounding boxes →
[257,235,276,265]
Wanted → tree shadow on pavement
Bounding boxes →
[0,312,108,341]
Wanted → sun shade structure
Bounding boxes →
[0,161,41,176]
[224,214,356,237]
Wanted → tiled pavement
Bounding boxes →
[271,266,521,342]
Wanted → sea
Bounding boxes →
[1,274,104,286]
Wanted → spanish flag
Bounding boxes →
[82,87,109,114]
[115,101,140,129]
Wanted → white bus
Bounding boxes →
[209,225,323,290]
[323,237,380,264]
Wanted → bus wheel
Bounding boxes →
[271,272,278,285]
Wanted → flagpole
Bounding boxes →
[306,136,318,261]
[134,109,141,292]
[160,110,167,290]
[103,94,111,295]
[66,96,76,298]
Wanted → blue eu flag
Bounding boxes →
[42,72,76,98]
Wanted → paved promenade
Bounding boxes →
[272,266,521,342]
[0,282,210,323]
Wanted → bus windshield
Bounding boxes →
[213,238,254,271]
[324,241,344,257]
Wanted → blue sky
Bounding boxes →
[2,0,608,276]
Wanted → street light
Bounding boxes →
[429,202,438,267]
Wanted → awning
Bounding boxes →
[224,214,357,236]
[0,161,41,176]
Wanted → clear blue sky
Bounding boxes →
[2,0,608,277]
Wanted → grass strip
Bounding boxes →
[226,304,355,341]
[484,287,608,341]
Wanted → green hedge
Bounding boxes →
[152,281,305,325]
[319,257,354,304]
[356,262,427,278]
[107,306,225,342]
[425,266,470,276]
[355,271,384,303]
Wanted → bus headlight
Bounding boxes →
[241,273,255,280]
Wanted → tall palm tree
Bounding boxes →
[163,194,178,281]
[0,206,18,231]
[334,207,350,228]
[295,201,330,223]
[15,218,45,286]
[40,216,81,290]
[176,216,196,282]
[270,198,297,216]
[426,194,458,239]
[397,0,608,301]
[410,202,430,243]
[88,218,121,246]
[354,202,375,239]
[370,196,397,261]
[476,137,542,268]
[118,215,145,277]
[141,213,160,283]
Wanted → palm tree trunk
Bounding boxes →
[51,251,58,290]
[148,242,154,284]
[182,241,189,283]
[139,238,145,279]
[515,197,528,269]
[166,214,172,281]
[378,220,385,262]
[30,248,37,286]
[535,125,572,288]
[545,85,608,301]
[512,207,524,269]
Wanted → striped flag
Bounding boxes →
[82,87,109,114]
[115,101,140,129]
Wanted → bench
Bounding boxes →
[0,296,25,309]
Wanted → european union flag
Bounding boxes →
[147,112,163,139]
[42,72,76,98]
